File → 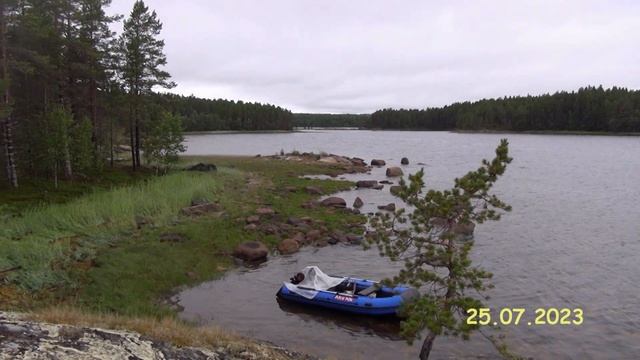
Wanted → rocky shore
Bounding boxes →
[0,312,312,360]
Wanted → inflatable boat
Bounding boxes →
[276,266,419,316]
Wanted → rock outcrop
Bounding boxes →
[0,312,311,360]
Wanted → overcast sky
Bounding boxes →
[108,0,640,113]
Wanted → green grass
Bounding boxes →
[1,156,364,317]
[0,170,234,291]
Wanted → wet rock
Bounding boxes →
[314,238,329,247]
[356,180,378,188]
[306,229,322,243]
[246,215,260,224]
[353,197,364,208]
[304,186,324,195]
[277,238,300,254]
[180,202,223,216]
[386,167,404,177]
[159,232,187,243]
[377,203,396,211]
[401,157,409,165]
[186,163,217,172]
[372,184,384,190]
[320,197,347,208]
[379,180,393,185]
[233,241,269,262]
[390,185,402,196]
[371,159,386,166]
[291,232,308,245]
[256,207,275,216]
[350,157,367,167]
[347,235,363,245]
[329,231,348,243]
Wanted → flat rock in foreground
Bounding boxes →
[0,312,312,360]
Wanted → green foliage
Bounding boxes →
[42,106,72,176]
[0,171,224,290]
[293,113,370,128]
[143,111,185,172]
[366,139,512,357]
[71,117,95,173]
[371,86,640,132]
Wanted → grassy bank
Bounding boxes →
[1,156,363,317]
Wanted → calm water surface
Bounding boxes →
[175,130,640,359]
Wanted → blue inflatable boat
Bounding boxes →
[276,266,419,317]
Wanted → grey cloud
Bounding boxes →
[109,0,640,113]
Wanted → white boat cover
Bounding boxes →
[283,266,346,299]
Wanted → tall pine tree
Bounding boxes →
[118,0,174,170]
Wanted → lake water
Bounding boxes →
[176,130,640,359]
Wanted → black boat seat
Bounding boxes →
[357,284,380,296]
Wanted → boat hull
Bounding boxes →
[276,278,416,317]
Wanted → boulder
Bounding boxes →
[372,184,384,190]
[159,232,187,243]
[233,241,268,261]
[277,238,300,254]
[356,180,378,188]
[256,207,275,216]
[377,203,396,211]
[291,232,308,245]
[244,223,258,231]
[350,157,367,167]
[304,186,324,195]
[246,215,260,224]
[186,163,217,172]
[401,157,409,165]
[371,159,386,166]
[353,197,364,208]
[346,234,363,245]
[314,238,329,247]
[320,197,347,208]
[305,229,322,242]
[329,231,348,243]
[390,186,402,196]
[386,167,404,177]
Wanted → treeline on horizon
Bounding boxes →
[370,86,640,132]
[293,113,369,128]
[152,93,293,132]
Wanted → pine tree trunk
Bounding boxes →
[63,144,73,179]
[0,2,17,188]
[129,100,136,170]
[419,332,437,360]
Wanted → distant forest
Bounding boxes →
[371,86,640,132]
[151,94,293,132]
[293,113,369,128]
